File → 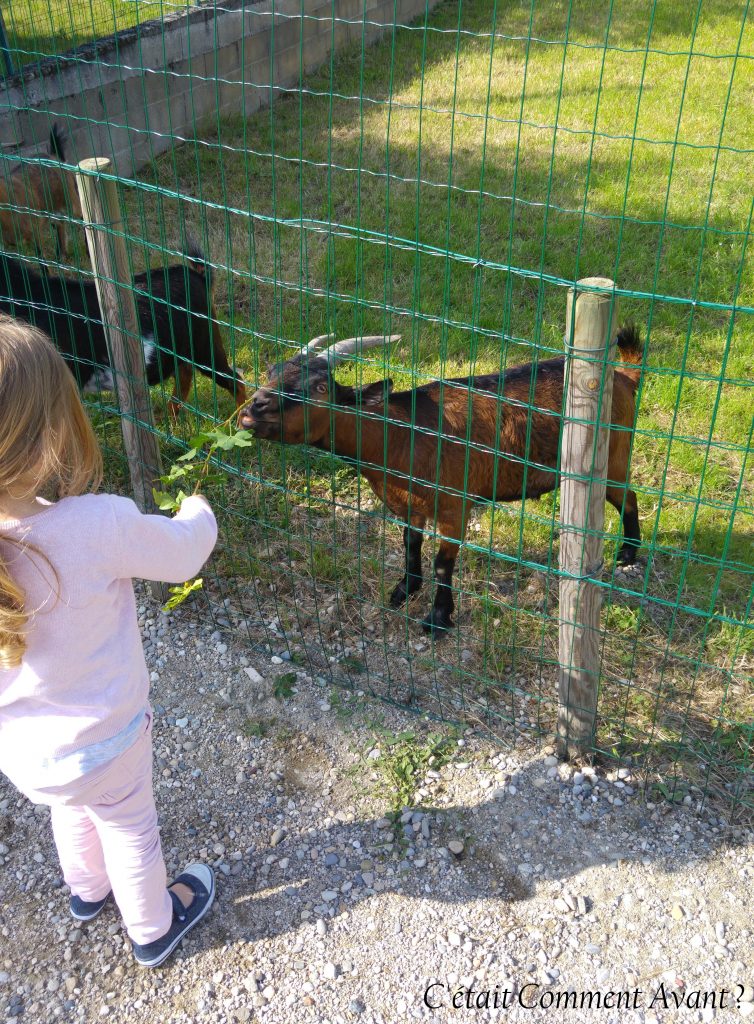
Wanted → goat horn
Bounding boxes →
[315,334,402,364]
[303,332,336,352]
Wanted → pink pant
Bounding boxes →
[45,716,173,945]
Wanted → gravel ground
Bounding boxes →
[1,588,752,1024]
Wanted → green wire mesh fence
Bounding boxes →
[0,0,751,818]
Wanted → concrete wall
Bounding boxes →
[0,0,439,175]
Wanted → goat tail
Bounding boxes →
[615,322,642,364]
[615,321,643,388]
[49,124,67,163]
[184,234,213,293]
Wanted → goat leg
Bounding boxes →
[55,221,68,262]
[607,486,641,564]
[168,363,193,422]
[422,539,458,635]
[389,523,425,608]
[204,321,248,406]
[232,374,247,407]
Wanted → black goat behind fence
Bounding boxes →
[0,247,246,416]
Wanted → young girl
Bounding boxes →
[0,313,218,968]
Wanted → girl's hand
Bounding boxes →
[153,424,252,511]
[153,420,252,608]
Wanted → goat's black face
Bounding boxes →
[238,355,340,444]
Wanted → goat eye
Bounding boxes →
[316,382,329,394]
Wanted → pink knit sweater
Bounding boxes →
[0,493,217,795]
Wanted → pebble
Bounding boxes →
[448,840,465,857]
[270,829,286,847]
[323,963,340,980]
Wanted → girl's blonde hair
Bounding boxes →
[0,313,103,668]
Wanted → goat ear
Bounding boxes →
[356,379,393,407]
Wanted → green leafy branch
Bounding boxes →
[153,419,254,610]
[152,423,254,513]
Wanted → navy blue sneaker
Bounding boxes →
[70,892,111,922]
[131,864,215,968]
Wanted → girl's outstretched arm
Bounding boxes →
[107,493,218,584]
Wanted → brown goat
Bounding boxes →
[0,126,81,260]
[239,328,643,633]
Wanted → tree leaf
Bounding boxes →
[162,577,203,612]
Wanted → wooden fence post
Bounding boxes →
[76,157,166,602]
[557,276,618,758]
[75,157,163,511]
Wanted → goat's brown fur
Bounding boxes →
[0,127,81,259]
[240,325,643,632]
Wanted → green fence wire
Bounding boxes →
[0,0,751,820]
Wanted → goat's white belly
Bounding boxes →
[81,333,156,393]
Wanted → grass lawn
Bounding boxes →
[1,0,176,66]
[14,0,753,806]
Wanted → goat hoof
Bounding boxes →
[421,612,453,636]
[389,576,423,609]
[617,548,638,566]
